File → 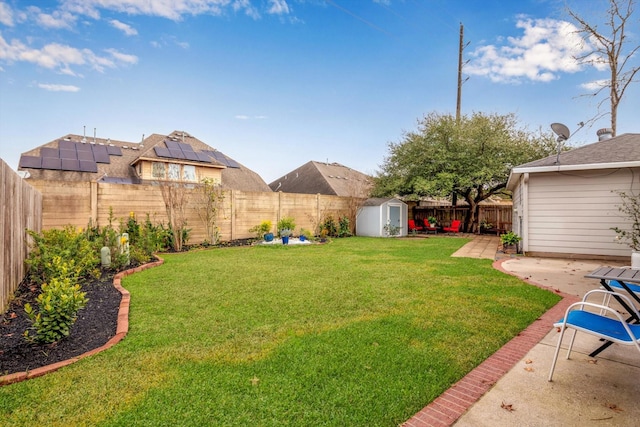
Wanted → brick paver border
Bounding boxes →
[403,258,580,427]
[0,256,164,386]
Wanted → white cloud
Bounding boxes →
[61,0,263,21]
[110,19,138,36]
[581,79,609,91]
[467,18,592,84]
[37,82,81,92]
[268,0,289,15]
[105,48,138,64]
[0,2,14,26]
[0,34,138,73]
[35,9,77,29]
[235,115,250,120]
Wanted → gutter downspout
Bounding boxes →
[522,173,529,253]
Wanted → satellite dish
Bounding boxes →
[550,123,571,141]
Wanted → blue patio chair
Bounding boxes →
[548,289,640,382]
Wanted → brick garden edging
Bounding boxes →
[402,258,580,427]
[0,256,164,386]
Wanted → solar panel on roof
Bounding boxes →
[183,150,199,161]
[77,150,94,161]
[60,149,77,160]
[79,160,98,172]
[208,151,240,168]
[41,147,59,158]
[58,140,76,150]
[19,155,42,169]
[92,145,110,163]
[106,145,122,156]
[196,152,212,162]
[180,142,194,152]
[61,158,80,171]
[42,157,62,170]
[220,153,240,168]
[155,147,171,158]
[76,143,92,152]
[168,148,185,159]
[165,140,181,150]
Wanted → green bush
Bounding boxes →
[24,268,88,344]
[338,215,352,237]
[249,220,272,239]
[500,231,522,246]
[26,226,99,286]
[319,215,338,237]
[277,217,296,236]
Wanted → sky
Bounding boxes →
[0,0,638,184]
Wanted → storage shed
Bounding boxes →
[356,198,408,237]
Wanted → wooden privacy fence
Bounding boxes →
[1,160,42,312]
[26,180,357,243]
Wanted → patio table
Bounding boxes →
[584,266,640,356]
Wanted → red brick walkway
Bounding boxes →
[402,259,579,427]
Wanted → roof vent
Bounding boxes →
[597,128,613,141]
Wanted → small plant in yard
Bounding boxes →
[500,231,522,248]
[26,225,99,285]
[24,260,88,344]
[338,215,352,237]
[383,221,401,236]
[249,220,273,239]
[277,217,296,236]
[611,191,640,251]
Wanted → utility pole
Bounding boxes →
[456,22,464,123]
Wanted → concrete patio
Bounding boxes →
[406,236,640,426]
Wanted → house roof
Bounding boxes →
[507,132,640,190]
[18,130,271,192]
[268,161,372,198]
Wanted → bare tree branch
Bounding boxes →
[568,0,639,136]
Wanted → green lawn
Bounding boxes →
[0,237,560,426]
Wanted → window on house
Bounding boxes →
[183,165,196,182]
[167,163,180,181]
[152,162,166,179]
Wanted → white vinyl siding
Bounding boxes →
[525,168,637,257]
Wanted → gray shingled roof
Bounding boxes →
[507,133,640,190]
[18,130,271,192]
[516,133,640,168]
[268,161,372,198]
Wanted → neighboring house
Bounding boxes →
[18,130,270,192]
[356,198,408,237]
[268,161,372,198]
[507,131,640,261]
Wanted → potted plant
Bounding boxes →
[249,220,273,241]
[427,216,437,227]
[500,231,522,254]
[299,228,313,242]
[280,228,292,245]
[611,191,640,267]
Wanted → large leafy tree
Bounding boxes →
[373,112,557,231]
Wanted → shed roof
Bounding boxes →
[268,161,372,198]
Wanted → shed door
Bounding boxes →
[388,204,401,231]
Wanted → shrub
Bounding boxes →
[338,215,352,237]
[500,231,522,246]
[26,226,99,286]
[24,263,88,344]
[249,220,272,239]
[319,215,338,237]
[277,217,296,236]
